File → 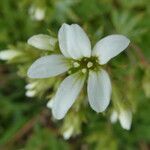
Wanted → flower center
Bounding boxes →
[68,57,100,74]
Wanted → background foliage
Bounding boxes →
[0,0,149,149]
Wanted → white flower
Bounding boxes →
[0,50,22,60]
[27,23,130,120]
[63,126,74,140]
[29,6,45,21]
[25,82,38,98]
[25,82,38,90]
[25,90,36,97]
[110,109,132,130]
[110,110,118,123]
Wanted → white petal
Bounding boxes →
[27,54,69,78]
[58,23,91,59]
[0,50,22,60]
[110,110,118,123]
[52,72,85,120]
[27,34,57,50]
[119,109,132,130]
[34,8,45,21]
[87,69,111,112]
[92,34,130,64]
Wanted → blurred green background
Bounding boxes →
[0,0,149,150]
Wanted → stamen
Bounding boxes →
[81,68,87,74]
[87,62,93,68]
[73,62,80,68]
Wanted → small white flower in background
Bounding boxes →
[25,82,38,98]
[0,50,22,60]
[110,109,132,130]
[28,6,45,21]
[27,23,130,120]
